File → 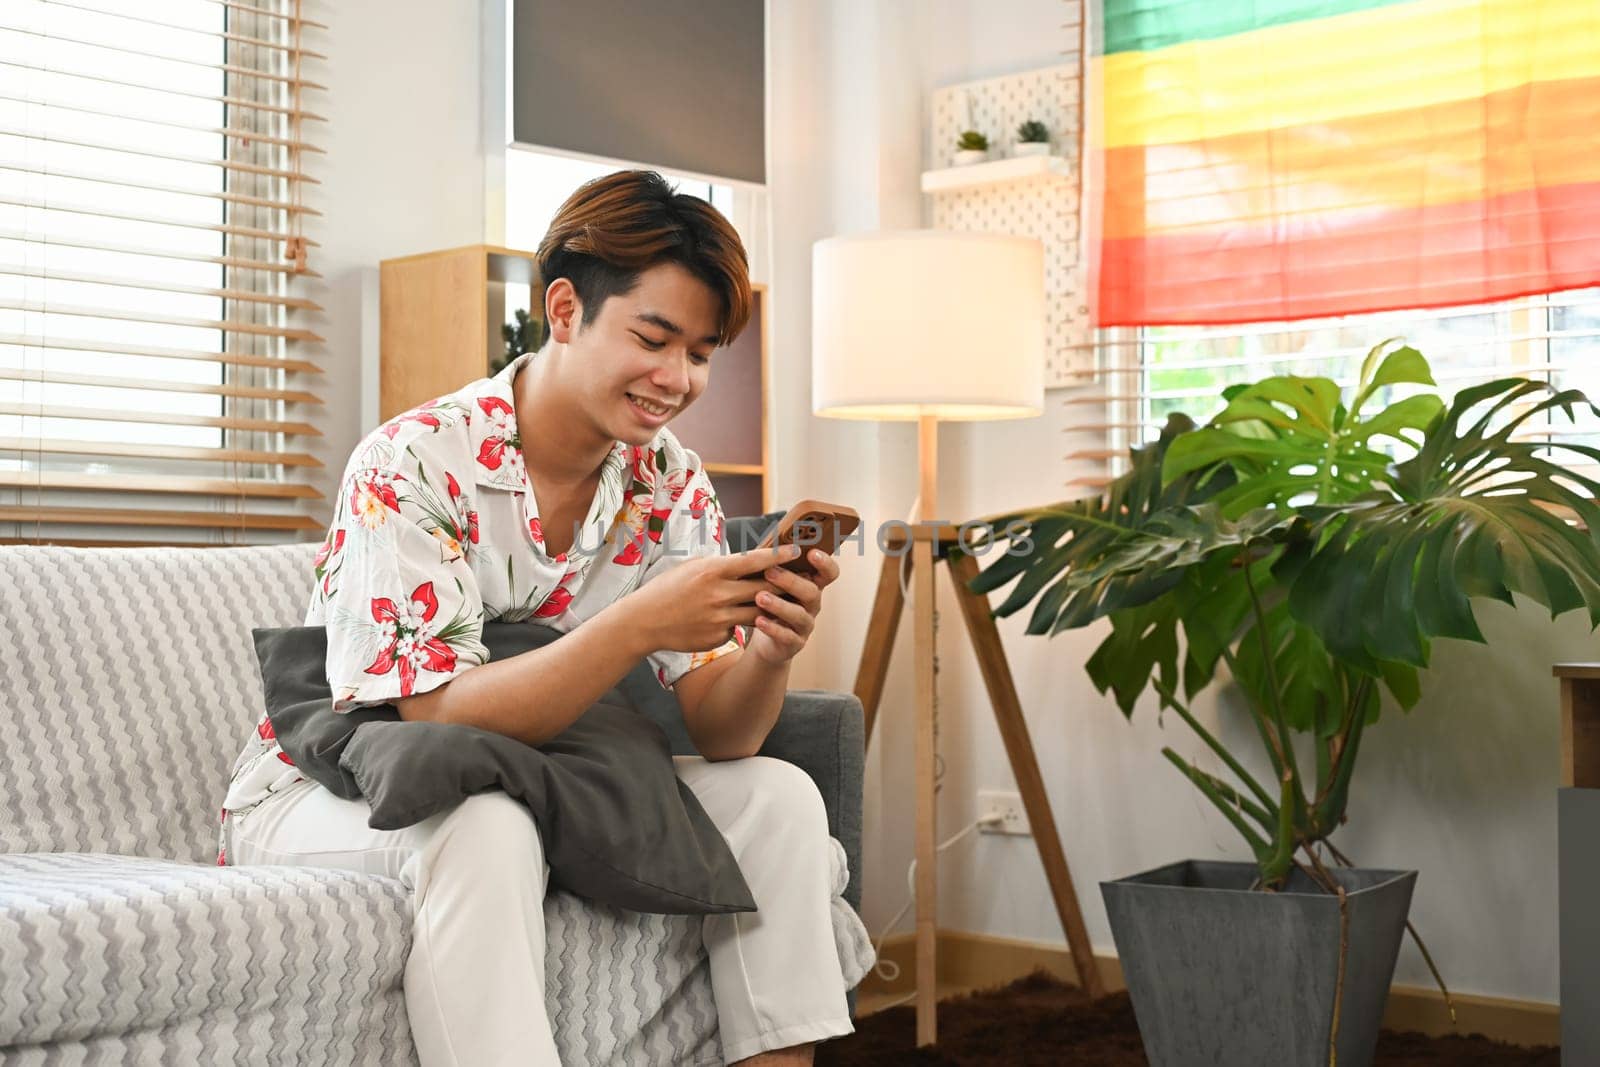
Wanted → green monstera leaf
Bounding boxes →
[965,414,1231,637]
[967,343,1600,891]
[967,414,1294,714]
[1162,340,1444,515]
[1287,377,1600,668]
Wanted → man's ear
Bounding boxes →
[544,278,583,344]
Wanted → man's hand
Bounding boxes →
[630,544,801,653]
[747,548,840,666]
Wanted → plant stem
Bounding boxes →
[1329,883,1350,1067]
[1261,771,1299,887]
[1154,679,1278,816]
[1313,675,1367,814]
[1242,548,1303,792]
[1324,840,1457,1024]
[1316,725,1333,805]
[1292,844,1352,1066]
[1316,681,1373,833]
[1181,760,1278,836]
[1220,643,1287,779]
[1162,748,1272,861]
[1240,547,1313,847]
[1300,842,1335,886]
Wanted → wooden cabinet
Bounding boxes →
[380,244,771,515]
[1555,663,1600,1059]
[664,281,771,517]
[379,245,539,424]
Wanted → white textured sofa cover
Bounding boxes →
[0,544,872,1065]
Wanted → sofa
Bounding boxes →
[0,520,871,1064]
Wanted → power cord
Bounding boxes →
[868,810,1006,1009]
[870,492,993,1009]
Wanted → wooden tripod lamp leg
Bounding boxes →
[945,550,1106,1001]
[911,534,939,1045]
[853,548,908,745]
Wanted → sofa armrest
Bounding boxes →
[618,664,867,914]
[610,669,870,1010]
[754,689,865,915]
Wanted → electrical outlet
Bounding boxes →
[977,790,1031,836]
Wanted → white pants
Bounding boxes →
[228,755,853,1066]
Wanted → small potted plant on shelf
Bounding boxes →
[1013,119,1051,157]
[953,129,989,166]
[962,342,1600,1067]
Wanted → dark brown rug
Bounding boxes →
[818,971,1559,1066]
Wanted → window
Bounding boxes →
[1092,290,1600,481]
[500,147,755,329]
[0,0,325,545]
[505,148,734,250]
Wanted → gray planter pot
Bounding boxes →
[1102,860,1416,1067]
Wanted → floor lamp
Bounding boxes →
[811,232,1104,1047]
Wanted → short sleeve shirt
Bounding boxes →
[217,352,744,849]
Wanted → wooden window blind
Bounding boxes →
[1068,292,1600,491]
[0,0,326,546]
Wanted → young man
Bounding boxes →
[219,171,856,1065]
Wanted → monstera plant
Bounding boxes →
[965,342,1600,894]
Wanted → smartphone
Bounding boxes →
[754,499,861,577]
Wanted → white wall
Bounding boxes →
[767,0,915,696]
[307,0,488,504]
[766,0,1576,1006]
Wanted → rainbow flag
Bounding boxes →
[1095,0,1600,326]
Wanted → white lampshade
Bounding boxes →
[811,230,1045,421]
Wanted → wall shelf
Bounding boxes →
[703,461,766,477]
[926,64,1088,386]
[920,154,1071,194]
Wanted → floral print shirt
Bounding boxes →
[217,352,743,859]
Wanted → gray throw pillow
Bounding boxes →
[251,623,756,915]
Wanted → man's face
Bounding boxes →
[566,262,720,447]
